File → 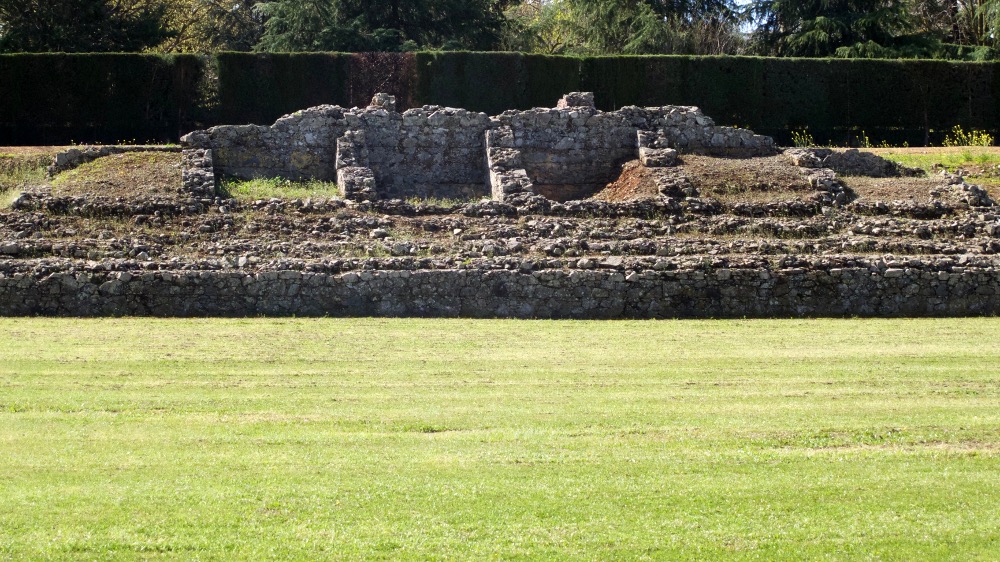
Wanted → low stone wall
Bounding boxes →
[1,263,997,318]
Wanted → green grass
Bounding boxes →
[1,318,999,560]
[219,177,341,201]
[878,149,1000,193]
[404,195,474,207]
[878,149,1000,173]
[0,156,47,201]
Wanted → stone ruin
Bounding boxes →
[4,94,1000,319]
[181,92,776,203]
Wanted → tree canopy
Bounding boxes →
[254,0,511,52]
[0,0,171,52]
[750,0,939,57]
[2,0,1000,59]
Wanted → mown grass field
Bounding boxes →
[1,318,999,560]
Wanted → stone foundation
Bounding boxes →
[1,261,996,318]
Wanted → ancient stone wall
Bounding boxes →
[182,106,348,182]
[491,108,636,201]
[1,260,997,318]
[344,105,493,200]
[182,93,776,202]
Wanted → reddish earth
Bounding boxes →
[592,161,661,202]
[594,154,817,204]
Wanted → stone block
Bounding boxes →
[639,147,678,167]
[368,92,397,112]
[556,92,595,109]
[337,166,377,201]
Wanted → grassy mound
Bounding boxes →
[50,152,181,198]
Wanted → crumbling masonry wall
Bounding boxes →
[183,106,349,182]
[487,92,775,202]
[181,93,776,202]
[337,101,494,200]
[1,262,998,318]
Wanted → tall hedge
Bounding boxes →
[2,52,1000,146]
[579,55,1000,145]
[216,52,351,125]
[413,52,581,114]
[0,53,203,145]
[223,52,1000,145]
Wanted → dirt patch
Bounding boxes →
[534,183,604,202]
[0,146,69,157]
[682,154,811,199]
[50,152,182,198]
[592,161,662,202]
[593,155,816,203]
[841,175,955,203]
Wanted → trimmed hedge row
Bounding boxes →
[2,52,999,145]
[216,53,351,125]
[410,54,1000,144]
[413,52,582,115]
[0,53,203,145]
[579,56,1000,145]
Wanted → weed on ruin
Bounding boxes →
[219,177,342,201]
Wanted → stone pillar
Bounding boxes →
[336,130,377,201]
[486,127,534,202]
[181,148,217,197]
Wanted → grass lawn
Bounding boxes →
[1,318,999,561]
[0,153,47,201]
[870,146,1000,172]
[869,146,1000,194]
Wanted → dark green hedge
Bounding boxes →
[580,55,1000,145]
[2,52,999,146]
[216,52,350,125]
[0,53,203,145]
[414,52,581,114]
